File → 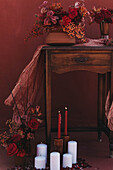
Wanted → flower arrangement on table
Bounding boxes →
[90,7,113,24]
[0,105,42,157]
[25,0,89,42]
[90,7,113,38]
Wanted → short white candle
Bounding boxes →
[50,152,60,170]
[37,143,47,163]
[63,153,72,168]
[35,156,46,169]
[68,141,77,164]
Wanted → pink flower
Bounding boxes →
[44,18,51,25]
[44,10,59,25]
[47,10,54,17]
[51,16,59,24]
[39,1,48,9]
[41,7,47,14]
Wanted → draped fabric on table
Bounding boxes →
[4,45,45,123]
[4,39,112,129]
[105,91,113,131]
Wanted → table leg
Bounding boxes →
[44,50,51,161]
[97,73,106,142]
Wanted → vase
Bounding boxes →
[100,22,109,39]
[45,27,75,45]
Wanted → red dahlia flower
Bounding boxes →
[61,16,71,26]
[7,143,18,156]
[17,149,26,157]
[69,8,78,19]
[94,13,104,23]
[28,118,40,130]
[101,9,112,19]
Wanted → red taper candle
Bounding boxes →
[65,107,68,136]
[58,111,61,139]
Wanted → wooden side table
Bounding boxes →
[42,46,113,157]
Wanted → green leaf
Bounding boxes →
[35,14,38,17]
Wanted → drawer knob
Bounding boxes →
[74,56,88,63]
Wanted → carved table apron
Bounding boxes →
[42,46,113,158]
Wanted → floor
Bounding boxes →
[0,128,113,170]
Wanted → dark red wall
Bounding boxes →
[0,0,113,129]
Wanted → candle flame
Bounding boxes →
[58,110,61,114]
[65,107,68,110]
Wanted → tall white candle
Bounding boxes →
[35,156,46,169]
[68,141,77,164]
[50,152,60,170]
[63,153,72,168]
[37,143,47,163]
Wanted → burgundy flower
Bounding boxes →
[69,8,78,19]
[17,149,26,157]
[101,9,112,19]
[11,134,21,143]
[74,15,82,24]
[94,13,104,23]
[7,143,18,156]
[61,16,71,26]
[28,118,40,130]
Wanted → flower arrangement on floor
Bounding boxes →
[25,0,89,42]
[0,105,42,157]
[7,157,92,170]
[90,7,113,24]
[104,38,113,46]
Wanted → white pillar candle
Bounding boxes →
[35,156,46,169]
[63,153,72,168]
[68,141,77,164]
[50,152,60,170]
[37,143,47,163]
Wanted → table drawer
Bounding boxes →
[51,53,111,66]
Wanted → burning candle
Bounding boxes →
[65,107,68,136]
[68,141,77,164]
[63,153,72,168]
[37,143,47,163]
[58,111,61,139]
[50,152,60,170]
[34,156,46,169]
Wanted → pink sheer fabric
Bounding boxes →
[105,91,113,131]
[4,45,45,121]
[75,38,105,46]
[105,90,110,118]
